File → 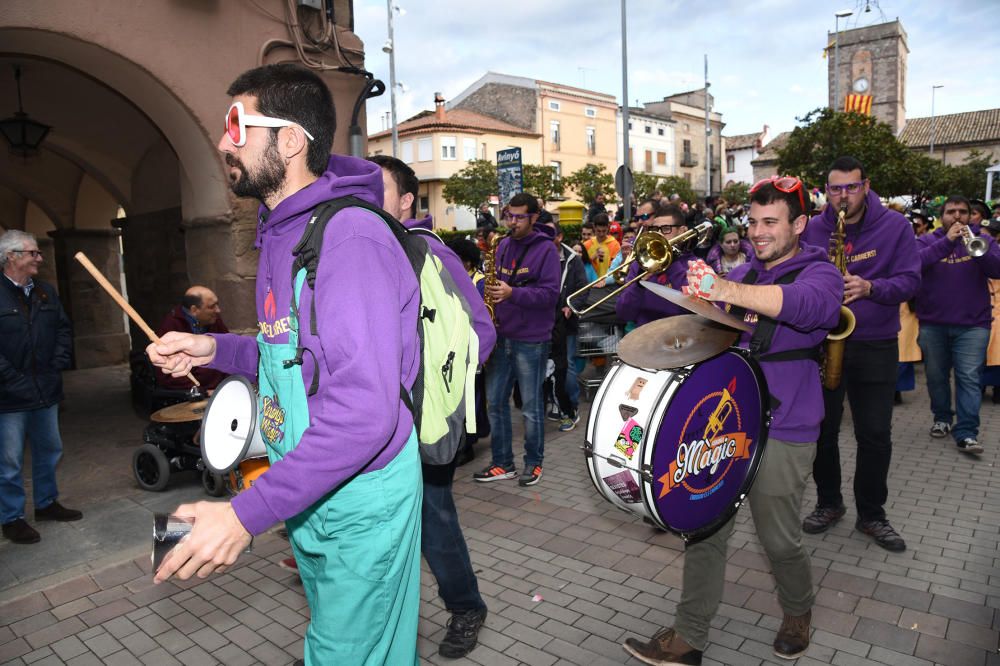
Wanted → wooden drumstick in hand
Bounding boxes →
[73,252,200,387]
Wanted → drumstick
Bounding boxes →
[73,252,201,387]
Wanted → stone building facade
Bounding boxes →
[828,20,908,133]
[642,89,725,196]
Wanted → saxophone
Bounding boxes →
[821,202,857,390]
[482,227,507,325]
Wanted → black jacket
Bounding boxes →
[556,243,589,334]
[0,277,73,412]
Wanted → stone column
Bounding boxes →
[49,228,131,369]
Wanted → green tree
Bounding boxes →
[522,164,564,203]
[776,108,916,196]
[632,172,663,201]
[929,150,996,199]
[658,175,698,205]
[442,160,497,213]
[721,181,751,206]
[563,163,616,205]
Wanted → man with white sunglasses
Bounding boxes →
[148,64,423,665]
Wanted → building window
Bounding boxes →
[441,136,456,160]
[656,151,666,166]
[644,150,653,172]
[550,120,560,150]
[644,125,651,134]
[658,128,665,136]
[684,123,690,132]
[683,172,691,184]
[585,126,596,155]
[401,141,413,164]
[548,100,561,111]
[417,137,432,162]
[463,138,476,161]
[419,195,429,211]
[585,107,597,118]
[628,122,633,130]
[550,161,561,180]
[481,143,487,160]
[727,155,735,173]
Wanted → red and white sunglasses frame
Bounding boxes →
[225,101,315,147]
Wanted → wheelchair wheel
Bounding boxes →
[202,467,228,497]
[133,444,170,492]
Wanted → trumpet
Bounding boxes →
[567,221,712,316]
[960,224,988,258]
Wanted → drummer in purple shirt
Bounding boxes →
[799,156,920,554]
[624,176,842,665]
[915,195,1000,455]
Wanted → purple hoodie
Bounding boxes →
[915,225,1000,328]
[801,190,920,340]
[706,238,753,275]
[615,252,693,326]
[209,155,421,536]
[494,224,560,342]
[727,244,843,443]
[404,215,496,363]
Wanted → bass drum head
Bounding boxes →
[643,349,769,542]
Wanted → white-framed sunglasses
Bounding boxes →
[225,101,315,147]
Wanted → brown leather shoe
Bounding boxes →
[623,627,702,665]
[2,518,40,544]
[35,501,82,522]
[773,610,811,660]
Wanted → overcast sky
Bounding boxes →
[354,0,999,140]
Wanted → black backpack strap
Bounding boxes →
[733,267,820,362]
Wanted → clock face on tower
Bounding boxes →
[853,77,870,93]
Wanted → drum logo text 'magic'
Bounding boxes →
[657,377,752,499]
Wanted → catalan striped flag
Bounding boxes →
[844,94,873,115]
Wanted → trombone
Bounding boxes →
[567,221,712,316]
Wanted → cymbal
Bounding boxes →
[151,399,209,423]
[640,281,752,332]
[618,315,740,369]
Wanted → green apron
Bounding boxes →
[257,272,421,665]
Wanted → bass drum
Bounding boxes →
[584,348,770,542]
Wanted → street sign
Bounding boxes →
[615,164,633,200]
[497,147,523,207]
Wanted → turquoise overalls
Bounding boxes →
[257,272,422,665]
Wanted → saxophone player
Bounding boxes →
[800,156,920,552]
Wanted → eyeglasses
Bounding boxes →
[825,181,866,196]
[648,223,686,233]
[502,213,533,222]
[635,212,654,221]
[750,176,806,215]
[225,101,315,147]
[11,250,42,258]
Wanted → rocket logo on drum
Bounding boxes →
[259,394,286,445]
[657,376,752,500]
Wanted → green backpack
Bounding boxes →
[288,196,479,465]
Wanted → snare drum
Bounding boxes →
[585,348,770,542]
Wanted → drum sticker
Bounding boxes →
[260,394,286,446]
[614,418,644,460]
[626,377,648,400]
[650,354,764,534]
[602,470,642,503]
[619,404,639,421]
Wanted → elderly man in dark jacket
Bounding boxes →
[0,230,80,545]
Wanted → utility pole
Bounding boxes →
[704,54,711,200]
[929,84,943,157]
[619,0,632,224]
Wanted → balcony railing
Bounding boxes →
[680,154,698,167]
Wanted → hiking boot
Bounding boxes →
[473,464,516,482]
[623,627,702,665]
[802,505,846,534]
[773,610,811,660]
[930,421,951,438]
[438,607,487,658]
[957,438,984,455]
[2,519,40,544]
[559,413,581,432]
[518,465,543,487]
[35,501,82,522]
[856,518,906,552]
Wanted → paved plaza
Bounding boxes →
[0,364,998,665]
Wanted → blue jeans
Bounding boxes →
[0,405,63,524]
[918,324,990,442]
[421,461,485,612]
[566,334,580,407]
[487,337,549,469]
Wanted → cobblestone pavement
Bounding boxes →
[1,364,998,665]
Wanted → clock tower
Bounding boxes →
[828,19,908,133]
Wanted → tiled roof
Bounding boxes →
[899,109,1000,147]
[724,132,761,151]
[751,131,791,164]
[370,108,540,140]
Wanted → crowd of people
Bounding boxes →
[3,61,998,665]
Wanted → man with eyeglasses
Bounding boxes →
[147,64,424,664]
[800,156,920,553]
[0,231,81,545]
[616,202,693,326]
[473,193,560,487]
[914,195,1000,454]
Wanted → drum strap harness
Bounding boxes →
[729,267,822,364]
